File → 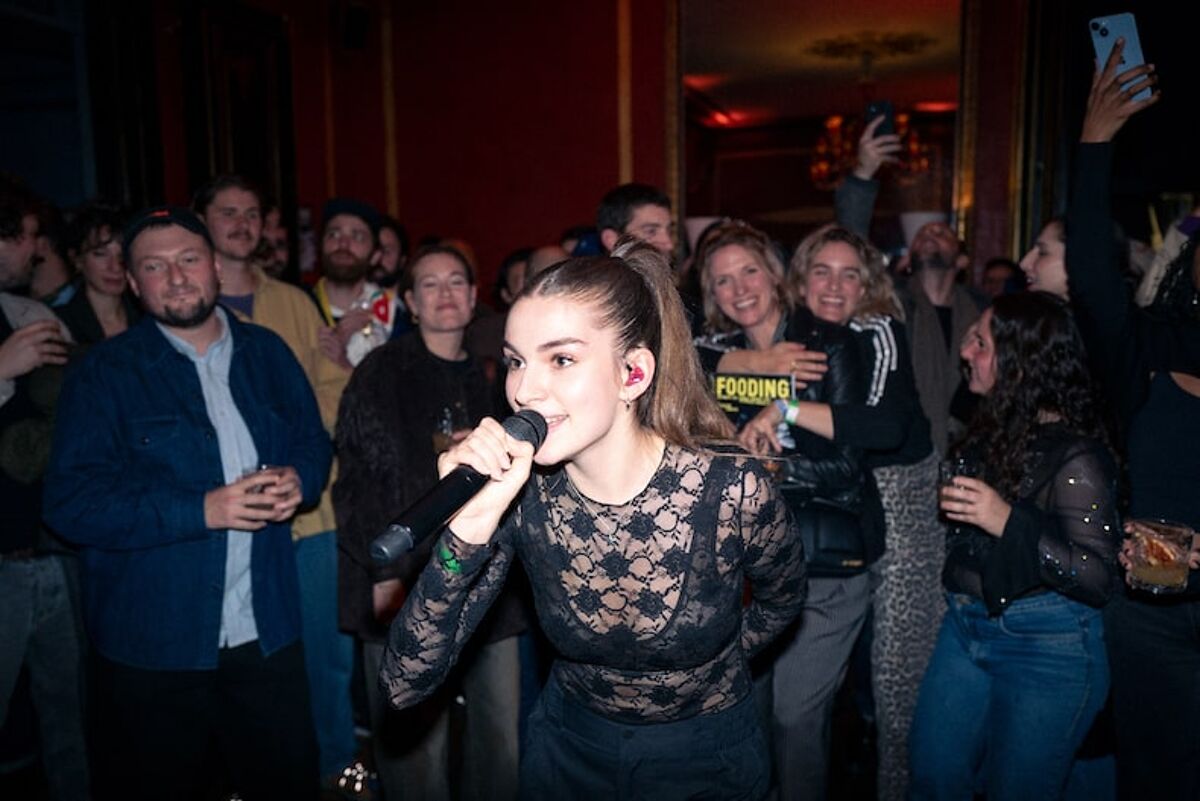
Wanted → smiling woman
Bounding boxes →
[911,291,1119,800]
[377,241,805,801]
[332,242,503,801]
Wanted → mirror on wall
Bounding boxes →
[681,1,961,255]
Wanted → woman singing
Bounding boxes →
[909,292,1120,800]
[379,242,806,800]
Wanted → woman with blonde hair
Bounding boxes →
[694,220,878,801]
[737,223,941,801]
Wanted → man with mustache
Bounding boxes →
[313,197,404,368]
[196,175,362,789]
[45,207,331,800]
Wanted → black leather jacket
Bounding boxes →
[695,308,884,564]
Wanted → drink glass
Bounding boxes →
[241,464,279,511]
[939,456,980,488]
[938,457,980,522]
[432,402,468,454]
[1127,518,1194,594]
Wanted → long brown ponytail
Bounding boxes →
[520,239,733,448]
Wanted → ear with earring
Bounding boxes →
[623,365,644,410]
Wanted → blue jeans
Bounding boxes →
[909,592,1109,801]
[294,531,357,776]
[0,554,90,800]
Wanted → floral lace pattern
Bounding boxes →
[382,446,806,723]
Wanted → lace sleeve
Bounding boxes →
[737,464,807,656]
[981,442,1120,610]
[379,525,516,709]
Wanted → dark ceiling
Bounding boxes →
[683,0,961,127]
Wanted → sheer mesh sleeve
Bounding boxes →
[736,465,807,656]
[379,525,516,709]
[1033,444,1121,604]
[982,441,1120,610]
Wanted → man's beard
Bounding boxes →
[151,294,218,329]
[323,250,370,285]
[369,264,400,288]
[912,250,953,273]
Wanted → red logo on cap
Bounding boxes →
[150,209,170,218]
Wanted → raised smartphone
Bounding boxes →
[1089,12,1151,101]
[864,100,895,137]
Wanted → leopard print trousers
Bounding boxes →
[871,451,946,801]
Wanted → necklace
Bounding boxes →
[564,479,625,548]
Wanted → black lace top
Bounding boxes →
[381,445,806,723]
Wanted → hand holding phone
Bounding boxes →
[864,100,896,137]
[1081,35,1159,143]
[855,101,902,181]
[1089,13,1151,101]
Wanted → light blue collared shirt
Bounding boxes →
[157,307,259,649]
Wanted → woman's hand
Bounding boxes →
[718,342,828,387]
[738,403,784,457]
[1081,38,1159,143]
[436,417,534,544]
[852,115,903,181]
[940,477,1012,538]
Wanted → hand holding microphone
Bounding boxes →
[370,410,546,564]
[436,415,538,544]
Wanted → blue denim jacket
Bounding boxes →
[44,315,332,670]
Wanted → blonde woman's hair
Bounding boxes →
[693,220,793,333]
[789,224,902,321]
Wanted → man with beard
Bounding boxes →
[195,176,362,788]
[890,221,986,453]
[835,169,985,453]
[313,198,403,368]
[44,207,331,801]
[369,214,408,289]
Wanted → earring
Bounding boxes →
[626,366,644,385]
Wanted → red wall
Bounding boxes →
[150,1,671,299]
[968,0,1027,266]
[386,1,669,293]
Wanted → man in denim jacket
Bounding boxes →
[44,207,332,801]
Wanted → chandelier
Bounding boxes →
[805,31,939,191]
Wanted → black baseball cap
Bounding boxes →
[122,206,215,266]
[322,197,381,238]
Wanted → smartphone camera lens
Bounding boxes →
[1099,25,1108,37]
[1090,21,1099,31]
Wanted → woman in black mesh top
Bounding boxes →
[380,241,806,800]
[908,292,1120,800]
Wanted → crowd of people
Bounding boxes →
[0,43,1197,801]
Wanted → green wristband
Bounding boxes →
[437,542,462,574]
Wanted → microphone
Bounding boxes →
[369,410,547,565]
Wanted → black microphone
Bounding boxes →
[369,410,547,565]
